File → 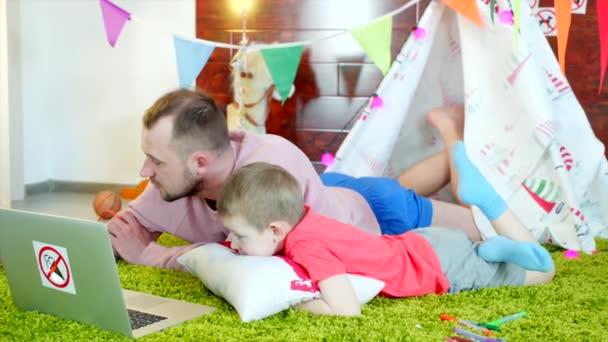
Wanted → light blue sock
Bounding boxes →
[452,141,507,221]
[478,236,554,272]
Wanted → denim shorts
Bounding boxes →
[321,172,433,235]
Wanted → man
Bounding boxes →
[108,89,482,270]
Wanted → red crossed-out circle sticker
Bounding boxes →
[33,241,77,295]
[536,8,556,36]
[572,0,585,11]
[38,246,71,288]
[529,0,539,9]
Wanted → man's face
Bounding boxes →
[223,215,278,256]
[140,117,203,202]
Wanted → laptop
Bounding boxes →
[0,208,216,338]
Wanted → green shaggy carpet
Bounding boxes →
[1,236,607,341]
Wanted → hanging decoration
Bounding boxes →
[499,10,514,25]
[351,16,393,75]
[440,0,482,27]
[260,46,305,104]
[321,153,336,167]
[99,0,131,47]
[173,36,215,89]
[371,95,384,109]
[97,0,601,96]
[555,0,572,74]
[413,1,428,41]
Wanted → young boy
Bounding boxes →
[217,141,555,316]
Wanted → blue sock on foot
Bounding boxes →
[452,141,507,221]
[478,236,554,272]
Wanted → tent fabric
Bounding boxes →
[327,0,608,253]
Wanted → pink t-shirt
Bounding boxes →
[128,132,380,269]
[284,208,450,297]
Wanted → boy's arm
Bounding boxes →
[293,274,361,316]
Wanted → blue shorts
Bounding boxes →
[321,172,433,235]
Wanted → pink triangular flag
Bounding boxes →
[99,0,131,47]
[598,0,608,94]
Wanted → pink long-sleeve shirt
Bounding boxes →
[127,132,381,270]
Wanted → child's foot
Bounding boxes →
[452,141,507,221]
[427,105,465,141]
[478,236,554,272]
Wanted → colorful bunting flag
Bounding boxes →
[260,46,304,104]
[351,16,393,75]
[441,0,482,27]
[173,36,215,89]
[555,0,572,75]
[598,0,608,94]
[99,0,131,47]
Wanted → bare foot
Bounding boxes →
[427,104,465,140]
[427,104,467,207]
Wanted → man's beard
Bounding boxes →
[160,169,204,202]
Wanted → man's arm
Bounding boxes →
[107,210,162,263]
[293,274,361,316]
[107,210,204,270]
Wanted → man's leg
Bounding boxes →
[451,141,555,285]
[397,152,450,197]
[427,104,466,203]
[396,105,466,202]
[429,199,481,241]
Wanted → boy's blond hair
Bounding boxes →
[218,162,305,230]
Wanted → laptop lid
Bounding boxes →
[0,208,132,337]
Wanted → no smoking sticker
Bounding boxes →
[33,241,77,295]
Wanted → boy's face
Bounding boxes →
[223,215,279,256]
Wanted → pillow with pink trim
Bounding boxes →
[177,243,385,322]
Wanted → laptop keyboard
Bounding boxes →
[127,309,168,330]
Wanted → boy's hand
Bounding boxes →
[293,274,361,316]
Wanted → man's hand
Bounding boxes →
[107,210,161,264]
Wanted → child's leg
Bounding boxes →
[451,141,555,284]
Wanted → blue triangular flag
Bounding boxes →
[173,36,215,88]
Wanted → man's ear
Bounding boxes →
[191,151,209,176]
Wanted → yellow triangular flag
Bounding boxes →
[351,17,392,75]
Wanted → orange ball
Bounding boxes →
[93,190,122,220]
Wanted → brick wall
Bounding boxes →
[196,0,607,163]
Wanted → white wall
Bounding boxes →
[1,0,11,206]
[11,0,195,185]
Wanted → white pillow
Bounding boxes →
[177,243,385,322]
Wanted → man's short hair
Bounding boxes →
[218,162,305,230]
[143,89,230,155]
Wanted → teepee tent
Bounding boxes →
[327,0,608,253]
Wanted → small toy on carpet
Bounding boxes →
[477,311,527,331]
[441,311,527,340]
[440,313,494,336]
[452,327,506,342]
[93,190,122,220]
